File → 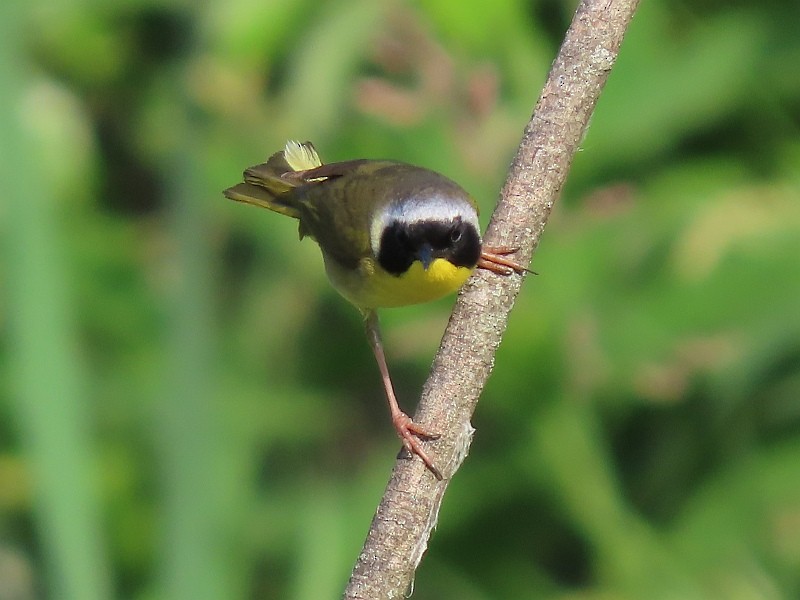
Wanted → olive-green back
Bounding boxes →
[287,161,476,270]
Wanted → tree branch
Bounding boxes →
[343,0,641,597]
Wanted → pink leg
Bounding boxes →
[364,311,443,480]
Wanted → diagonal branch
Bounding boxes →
[343,0,641,597]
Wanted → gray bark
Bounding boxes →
[344,0,641,597]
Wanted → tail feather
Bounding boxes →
[223,182,300,218]
[223,141,323,220]
[284,140,322,171]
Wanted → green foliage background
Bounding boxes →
[2,0,800,598]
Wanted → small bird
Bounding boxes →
[224,141,526,479]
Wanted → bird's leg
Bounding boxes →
[478,246,533,276]
[363,310,443,480]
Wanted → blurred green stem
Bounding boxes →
[1,3,112,599]
[533,398,703,598]
[155,67,236,598]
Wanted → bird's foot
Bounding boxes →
[478,246,534,276]
[392,412,443,480]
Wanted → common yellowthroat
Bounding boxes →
[224,141,526,479]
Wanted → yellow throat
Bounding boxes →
[329,257,475,309]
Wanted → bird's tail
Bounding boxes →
[223,140,323,219]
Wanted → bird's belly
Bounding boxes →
[324,256,474,310]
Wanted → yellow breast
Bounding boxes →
[324,256,474,309]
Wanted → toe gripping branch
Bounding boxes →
[478,246,533,276]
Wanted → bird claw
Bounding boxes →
[392,412,443,480]
[478,246,534,276]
